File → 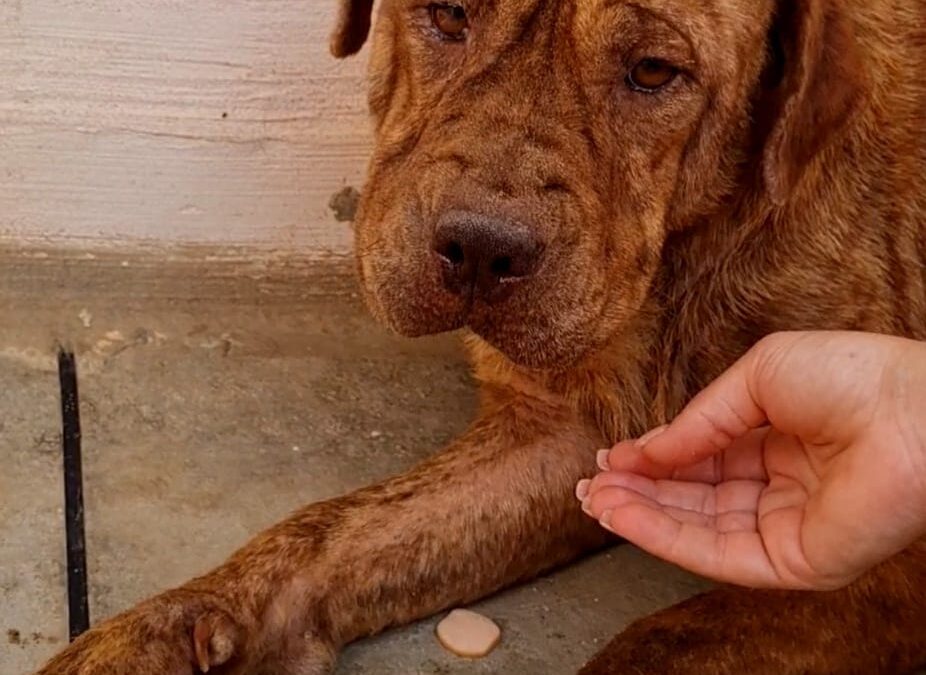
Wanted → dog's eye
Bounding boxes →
[626,58,678,92]
[429,3,468,40]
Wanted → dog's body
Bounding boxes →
[38,0,926,673]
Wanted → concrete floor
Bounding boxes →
[0,246,710,675]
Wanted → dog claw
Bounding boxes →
[193,611,240,673]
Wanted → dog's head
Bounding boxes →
[332,0,864,369]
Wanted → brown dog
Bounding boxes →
[37,0,926,673]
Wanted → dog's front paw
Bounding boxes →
[35,584,339,675]
[34,589,247,675]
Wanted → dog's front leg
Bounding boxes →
[36,395,610,675]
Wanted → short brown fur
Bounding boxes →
[37,0,926,673]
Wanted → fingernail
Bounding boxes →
[635,424,669,448]
[599,509,616,533]
[575,479,591,501]
[581,497,592,515]
[596,449,610,471]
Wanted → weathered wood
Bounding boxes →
[0,1,371,256]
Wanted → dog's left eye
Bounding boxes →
[429,3,468,40]
[626,58,679,93]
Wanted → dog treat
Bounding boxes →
[435,609,501,658]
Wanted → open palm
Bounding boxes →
[579,331,926,590]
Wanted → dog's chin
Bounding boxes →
[384,314,589,369]
[388,314,466,338]
[368,298,598,370]
[468,324,595,371]
[367,291,467,338]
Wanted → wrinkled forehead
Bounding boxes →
[447,0,773,76]
[583,0,772,39]
[581,0,773,71]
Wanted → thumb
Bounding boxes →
[642,342,771,468]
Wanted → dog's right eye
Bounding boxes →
[429,3,468,40]
[626,58,679,93]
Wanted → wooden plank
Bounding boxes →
[0,1,372,255]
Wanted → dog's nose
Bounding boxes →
[432,211,543,302]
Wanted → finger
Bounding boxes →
[640,349,770,468]
[584,484,759,533]
[583,484,710,526]
[601,502,784,587]
[603,441,723,482]
[587,471,712,513]
[587,471,764,516]
[604,428,772,483]
[657,506,758,533]
[601,441,675,478]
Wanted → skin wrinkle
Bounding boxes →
[622,2,700,69]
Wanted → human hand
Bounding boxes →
[578,331,926,590]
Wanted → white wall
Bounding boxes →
[0,1,372,257]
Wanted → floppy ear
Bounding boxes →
[762,0,866,204]
[330,0,375,58]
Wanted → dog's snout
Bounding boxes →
[432,211,543,302]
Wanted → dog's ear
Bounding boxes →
[330,0,375,58]
[762,0,866,204]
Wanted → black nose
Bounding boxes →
[432,211,543,302]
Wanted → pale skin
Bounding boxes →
[577,331,926,590]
